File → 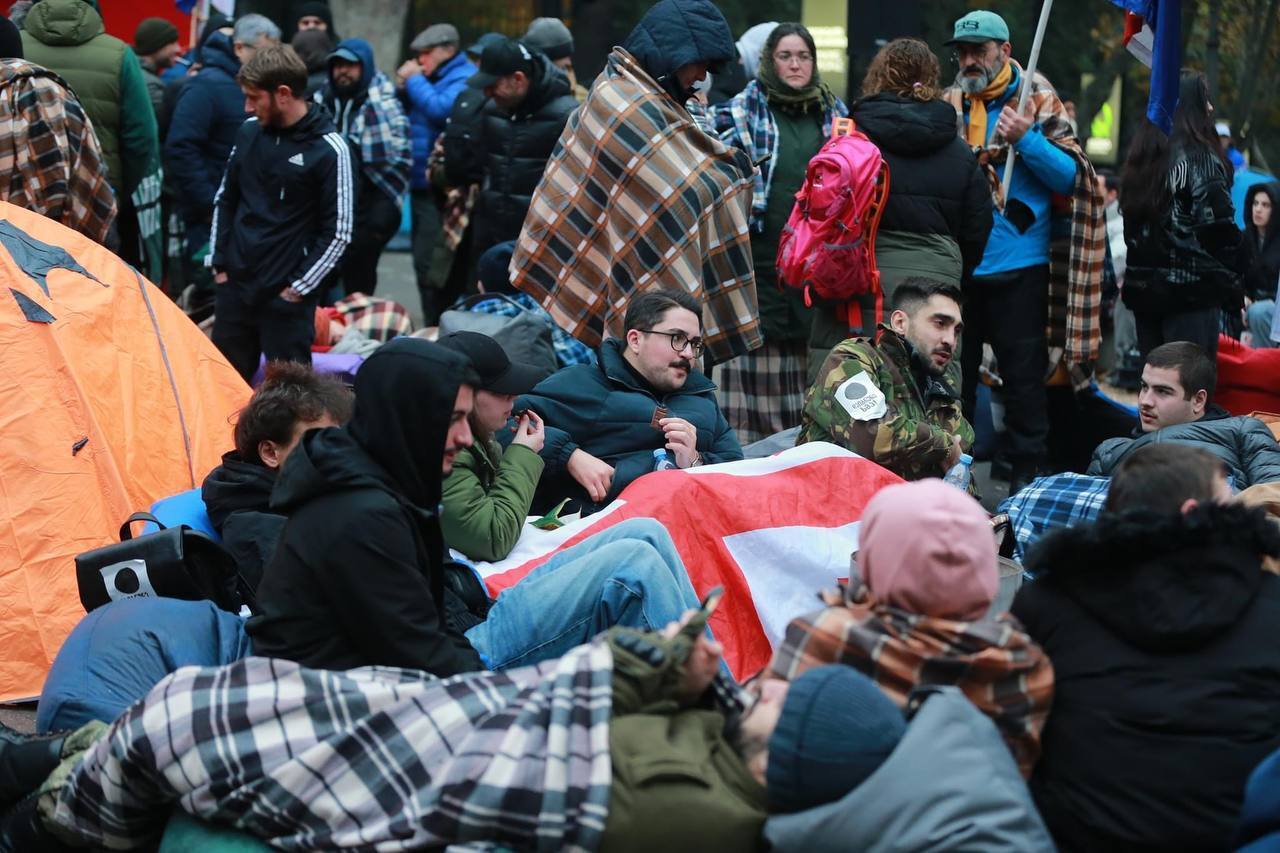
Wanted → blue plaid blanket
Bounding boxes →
[470,292,597,367]
[998,473,1110,564]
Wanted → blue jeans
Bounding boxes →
[1248,299,1278,348]
[465,518,701,671]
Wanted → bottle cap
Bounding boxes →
[959,453,973,465]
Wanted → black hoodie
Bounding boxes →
[247,338,484,676]
[200,451,283,591]
[1014,502,1280,852]
[1239,182,1280,301]
[850,93,994,276]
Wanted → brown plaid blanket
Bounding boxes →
[947,63,1105,371]
[0,59,115,245]
[768,583,1054,777]
[512,47,762,365]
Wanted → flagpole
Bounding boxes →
[1001,0,1055,206]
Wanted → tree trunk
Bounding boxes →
[1234,0,1280,143]
[1205,0,1223,97]
[329,0,410,75]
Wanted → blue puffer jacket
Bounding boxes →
[401,50,474,191]
[164,31,247,225]
[517,339,744,512]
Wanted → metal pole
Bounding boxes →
[1001,0,1056,207]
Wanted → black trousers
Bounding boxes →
[340,188,403,298]
[960,264,1050,464]
[1134,307,1220,363]
[212,284,315,382]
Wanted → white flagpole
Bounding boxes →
[1001,0,1056,207]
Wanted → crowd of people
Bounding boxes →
[3,0,1280,849]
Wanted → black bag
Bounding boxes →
[74,513,249,614]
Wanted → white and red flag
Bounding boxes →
[466,442,903,679]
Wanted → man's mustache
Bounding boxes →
[669,360,693,371]
[963,64,985,76]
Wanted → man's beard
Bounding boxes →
[334,78,362,98]
[956,62,996,95]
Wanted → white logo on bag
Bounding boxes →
[288,153,305,166]
[835,371,888,421]
[99,559,159,603]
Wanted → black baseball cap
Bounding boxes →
[437,331,543,395]
[467,37,535,88]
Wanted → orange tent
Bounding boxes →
[0,203,250,702]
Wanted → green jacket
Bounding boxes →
[440,437,544,563]
[601,628,767,852]
[798,324,974,482]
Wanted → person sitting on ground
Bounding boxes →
[201,362,353,589]
[1087,341,1280,487]
[1239,181,1280,348]
[0,613,901,852]
[438,331,546,562]
[518,288,744,513]
[247,337,705,676]
[767,478,1053,777]
[798,277,974,483]
[1014,443,1280,850]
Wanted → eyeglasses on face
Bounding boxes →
[951,40,997,65]
[774,51,815,66]
[640,329,705,357]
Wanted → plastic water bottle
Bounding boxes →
[943,453,973,491]
[653,449,678,471]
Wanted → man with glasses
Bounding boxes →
[942,10,1103,494]
[517,289,745,514]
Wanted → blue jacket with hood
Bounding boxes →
[401,50,475,192]
[164,31,248,225]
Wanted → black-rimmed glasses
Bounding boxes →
[641,329,705,357]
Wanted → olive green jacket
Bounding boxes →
[440,437,544,563]
[799,324,974,482]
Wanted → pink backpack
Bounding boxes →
[777,118,890,322]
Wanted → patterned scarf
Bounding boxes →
[767,580,1054,778]
[961,60,1014,147]
[945,62,1106,374]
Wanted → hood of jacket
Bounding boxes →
[328,37,374,94]
[1024,501,1280,651]
[516,51,572,117]
[1242,181,1280,288]
[202,451,277,527]
[276,337,475,512]
[199,31,240,78]
[852,94,959,157]
[24,0,104,46]
[598,337,716,398]
[622,0,735,84]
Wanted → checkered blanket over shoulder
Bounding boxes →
[998,472,1110,563]
[45,643,616,851]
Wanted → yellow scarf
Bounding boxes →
[963,61,1014,147]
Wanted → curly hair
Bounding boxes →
[861,38,941,102]
[233,361,353,465]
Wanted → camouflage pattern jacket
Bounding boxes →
[798,325,974,482]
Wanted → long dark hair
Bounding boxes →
[762,22,818,71]
[1120,70,1228,228]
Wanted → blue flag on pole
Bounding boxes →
[1109,0,1181,133]
[174,0,198,12]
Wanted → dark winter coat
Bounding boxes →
[471,51,577,256]
[247,339,484,677]
[402,50,474,192]
[1087,404,1280,488]
[209,103,355,302]
[1239,182,1280,302]
[851,93,993,277]
[1014,502,1280,852]
[439,82,488,189]
[1123,143,1242,314]
[200,452,284,592]
[163,32,245,226]
[517,339,744,512]
[621,0,736,95]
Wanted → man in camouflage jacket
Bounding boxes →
[798,278,975,482]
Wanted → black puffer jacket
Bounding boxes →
[472,52,577,257]
[1123,143,1241,313]
[1015,502,1280,851]
[200,451,283,592]
[1238,182,1280,302]
[851,94,993,276]
[1087,404,1280,488]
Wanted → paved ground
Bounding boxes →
[0,702,35,734]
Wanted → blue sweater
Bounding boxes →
[965,65,1077,276]
[402,51,475,191]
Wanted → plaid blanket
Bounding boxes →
[512,47,762,365]
[320,72,412,206]
[334,291,414,340]
[997,473,1110,564]
[712,79,847,233]
[767,583,1054,777]
[0,60,115,245]
[946,63,1105,372]
[45,645,616,851]
[469,291,597,367]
